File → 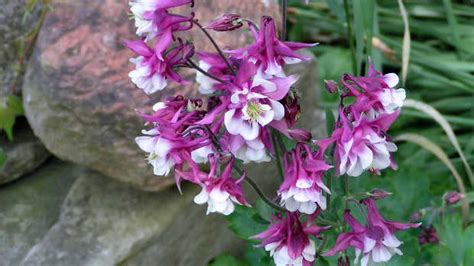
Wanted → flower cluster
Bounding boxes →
[126,2,417,265]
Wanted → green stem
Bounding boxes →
[234,166,286,212]
[343,0,357,75]
[271,131,285,182]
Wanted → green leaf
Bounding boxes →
[208,254,248,266]
[7,95,24,115]
[434,214,474,265]
[244,244,273,266]
[0,148,6,166]
[255,199,273,222]
[225,205,268,241]
[325,107,336,137]
[0,96,24,141]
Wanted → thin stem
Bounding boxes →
[316,236,328,255]
[317,217,339,227]
[271,131,285,182]
[281,0,288,41]
[234,166,286,212]
[193,20,236,75]
[186,59,225,83]
[343,0,357,75]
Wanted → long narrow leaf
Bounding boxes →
[404,99,474,186]
[397,0,410,85]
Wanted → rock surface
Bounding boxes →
[0,0,42,96]
[0,160,83,266]
[0,159,242,266]
[23,0,280,191]
[0,120,50,185]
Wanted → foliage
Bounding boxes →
[0,95,24,141]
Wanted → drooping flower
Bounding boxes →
[331,109,398,177]
[224,60,297,141]
[278,144,332,214]
[135,96,210,176]
[253,212,329,266]
[195,52,237,95]
[205,14,243,32]
[178,155,248,215]
[324,198,420,266]
[342,63,406,116]
[125,40,194,94]
[228,16,317,77]
[220,131,272,164]
[444,191,465,205]
[129,0,194,58]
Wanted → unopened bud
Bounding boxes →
[368,189,392,200]
[324,80,338,93]
[444,191,465,205]
[418,225,439,245]
[410,211,422,223]
[337,255,350,266]
[206,14,243,32]
[288,128,312,142]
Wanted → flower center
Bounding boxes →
[246,101,263,121]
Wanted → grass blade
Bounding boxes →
[404,99,474,186]
[397,0,410,86]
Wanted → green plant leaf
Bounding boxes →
[244,244,272,266]
[325,107,336,137]
[225,205,268,241]
[208,254,248,266]
[0,148,6,166]
[255,199,273,222]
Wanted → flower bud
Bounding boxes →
[410,211,422,223]
[288,128,312,142]
[418,225,439,245]
[324,80,338,93]
[368,189,392,200]
[205,14,243,32]
[281,90,301,127]
[337,255,350,266]
[444,191,465,205]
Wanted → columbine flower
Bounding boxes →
[205,14,243,32]
[332,109,398,177]
[221,132,271,164]
[342,63,406,116]
[224,61,297,141]
[229,16,317,77]
[253,212,329,266]
[129,0,194,58]
[195,52,237,95]
[324,198,420,266]
[186,155,248,215]
[278,144,332,214]
[125,40,194,94]
[135,96,211,176]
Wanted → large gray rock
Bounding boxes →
[0,0,42,96]
[0,159,84,266]
[22,0,280,191]
[0,120,50,185]
[19,168,242,266]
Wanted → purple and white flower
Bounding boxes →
[279,144,332,214]
[253,212,329,266]
[324,198,420,266]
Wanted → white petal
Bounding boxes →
[382,233,402,248]
[210,188,230,203]
[193,189,209,205]
[224,109,242,135]
[371,245,392,262]
[363,237,377,253]
[383,73,399,88]
[358,145,374,169]
[240,121,260,141]
[270,100,285,121]
[135,136,156,153]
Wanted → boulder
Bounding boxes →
[0,0,42,96]
[22,0,280,191]
[0,119,50,185]
[0,159,84,266]
[17,164,242,266]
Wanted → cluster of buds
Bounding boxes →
[126,1,418,265]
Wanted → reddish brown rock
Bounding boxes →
[22,0,280,191]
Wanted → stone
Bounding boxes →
[0,159,84,266]
[0,119,50,185]
[0,0,42,96]
[20,169,243,266]
[22,0,280,191]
